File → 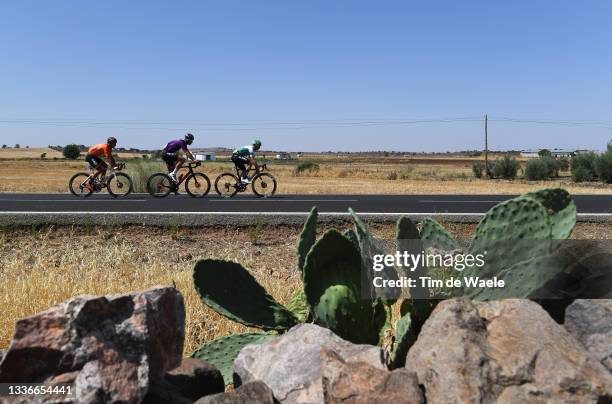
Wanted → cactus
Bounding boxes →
[396,216,420,240]
[192,333,275,385]
[194,259,297,330]
[190,188,580,376]
[286,289,309,323]
[343,228,360,251]
[390,312,416,368]
[397,216,428,299]
[420,217,458,251]
[303,229,387,344]
[349,208,400,302]
[467,197,553,278]
[524,188,576,239]
[297,207,318,273]
[466,255,568,300]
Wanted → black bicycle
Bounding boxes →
[69,162,133,198]
[214,164,277,198]
[147,162,211,197]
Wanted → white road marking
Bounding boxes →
[418,200,505,203]
[208,199,359,202]
[0,211,610,217]
[0,199,146,202]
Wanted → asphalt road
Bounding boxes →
[0,193,610,214]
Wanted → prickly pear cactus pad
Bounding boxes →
[343,228,360,251]
[524,188,576,239]
[349,208,400,301]
[194,259,297,330]
[466,255,568,300]
[390,312,416,368]
[397,216,429,300]
[303,230,386,344]
[192,333,275,385]
[467,197,553,278]
[286,289,309,323]
[420,217,459,251]
[396,216,420,240]
[303,230,362,308]
[297,207,318,273]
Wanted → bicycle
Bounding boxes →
[69,162,133,198]
[214,163,277,198]
[146,161,211,197]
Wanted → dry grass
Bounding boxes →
[1,222,611,354]
[1,157,611,194]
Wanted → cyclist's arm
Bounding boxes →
[183,145,196,161]
[106,151,117,167]
[185,150,196,161]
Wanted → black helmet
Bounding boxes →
[107,137,117,147]
[185,133,194,141]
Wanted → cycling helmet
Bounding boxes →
[107,137,117,147]
[185,133,194,144]
[253,139,262,149]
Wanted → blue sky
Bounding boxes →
[1,0,611,152]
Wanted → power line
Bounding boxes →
[0,116,610,131]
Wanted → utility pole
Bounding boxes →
[484,114,489,177]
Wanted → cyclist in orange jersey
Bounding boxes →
[85,137,119,189]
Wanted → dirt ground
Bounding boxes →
[1,221,610,354]
[0,157,610,194]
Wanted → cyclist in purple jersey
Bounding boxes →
[161,133,197,182]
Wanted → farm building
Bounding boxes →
[275,152,292,160]
[520,149,577,158]
[194,152,216,161]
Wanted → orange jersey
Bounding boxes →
[88,143,112,158]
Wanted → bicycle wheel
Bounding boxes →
[69,172,94,198]
[147,173,173,197]
[185,173,211,197]
[215,173,240,198]
[251,173,277,197]
[107,173,133,197]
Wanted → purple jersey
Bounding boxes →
[163,139,188,153]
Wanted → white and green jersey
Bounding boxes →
[233,145,254,158]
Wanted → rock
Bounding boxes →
[195,381,274,404]
[565,299,612,372]
[234,323,386,403]
[405,298,612,403]
[321,349,424,404]
[0,286,185,404]
[144,358,224,403]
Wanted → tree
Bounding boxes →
[490,154,519,179]
[538,149,552,157]
[1,145,6,149]
[40,153,47,159]
[14,144,20,148]
[63,144,81,160]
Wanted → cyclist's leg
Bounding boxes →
[162,152,177,172]
[98,160,108,179]
[231,155,248,179]
[85,154,103,179]
[174,155,186,174]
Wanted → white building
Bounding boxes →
[275,152,292,160]
[194,152,216,161]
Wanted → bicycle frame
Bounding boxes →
[234,163,267,179]
[173,162,201,187]
[82,163,124,189]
